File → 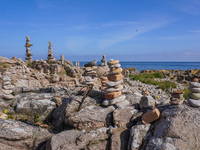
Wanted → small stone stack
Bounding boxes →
[25,36,33,63]
[60,54,64,65]
[101,55,107,66]
[82,76,94,85]
[2,76,15,100]
[100,76,108,91]
[170,90,184,105]
[187,78,200,107]
[47,41,56,63]
[102,59,126,106]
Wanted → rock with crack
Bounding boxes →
[65,105,115,130]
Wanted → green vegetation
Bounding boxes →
[27,62,32,67]
[34,113,40,122]
[183,88,191,99]
[129,72,176,91]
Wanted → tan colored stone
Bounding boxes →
[105,91,121,100]
[102,79,108,84]
[110,68,122,74]
[142,108,160,124]
[193,78,199,82]
[101,76,108,80]
[100,86,107,91]
[143,91,149,96]
[108,60,119,66]
[108,73,123,81]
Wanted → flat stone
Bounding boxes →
[110,95,126,105]
[0,113,8,119]
[104,85,123,93]
[84,76,95,82]
[192,78,199,82]
[82,81,93,85]
[110,64,121,68]
[3,84,15,90]
[105,91,121,99]
[107,73,123,81]
[3,94,14,100]
[170,99,184,105]
[3,81,11,86]
[108,59,119,66]
[2,89,13,95]
[189,82,200,88]
[109,68,122,74]
[173,90,184,94]
[139,96,155,109]
[105,79,123,87]
[188,93,200,100]
[142,108,160,124]
[101,76,108,80]
[3,76,11,82]
[102,79,108,84]
[188,87,200,93]
[115,100,130,109]
[188,99,200,107]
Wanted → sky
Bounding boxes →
[0,0,200,62]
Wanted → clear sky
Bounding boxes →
[0,0,200,61]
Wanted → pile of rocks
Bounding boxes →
[102,59,128,107]
[47,41,56,63]
[82,76,94,85]
[83,66,98,77]
[1,76,15,100]
[188,78,200,107]
[100,76,108,91]
[170,90,184,105]
[25,36,33,63]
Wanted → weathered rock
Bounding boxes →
[188,93,200,100]
[108,59,119,66]
[109,95,126,105]
[46,130,83,150]
[188,87,200,93]
[3,84,15,90]
[87,140,108,150]
[0,119,52,150]
[107,73,123,82]
[66,106,115,130]
[2,89,13,95]
[139,96,155,109]
[126,92,143,106]
[115,99,130,108]
[142,108,160,124]
[3,94,14,100]
[146,104,200,150]
[128,123,151,150]
[189,82,200,88]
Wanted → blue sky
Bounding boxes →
[0,0,200,61]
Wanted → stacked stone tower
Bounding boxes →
[102,59,125,106]
[25,36,33,63]
[188,78,200,107]
[47,41,55,63]
[101,55,107,66]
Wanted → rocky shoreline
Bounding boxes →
[0,54,200,150]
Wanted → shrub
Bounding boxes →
[183,88,191,99]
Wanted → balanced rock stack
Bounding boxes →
[187,78,200,107]
[102,59,127,107]
[82,76,94,85]
[2,76,15,100]
[170,90,184,105]
[83,60,98,77]
[100,76,108,91]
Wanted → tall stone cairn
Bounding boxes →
[25,36,33,63]
[101,54,107,66]
[47,41,55,63]
[187,78,200,107]
[60,54,64,64]
[102,59,125,106]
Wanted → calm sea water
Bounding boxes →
[73,61,200,72]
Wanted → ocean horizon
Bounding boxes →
[73,61,200,72]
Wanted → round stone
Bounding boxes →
[188,87,200,93]
[192,78,199,82]
[102,100,109,106]
[188,99,200,107]
[188,93,200,100]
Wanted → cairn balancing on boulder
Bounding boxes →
[102,59,126,106]
[188,78,200,107]
[84,59,97,67]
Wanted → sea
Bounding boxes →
[73,61,200,73]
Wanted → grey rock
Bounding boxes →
[139,96,155,109]
[102,99,109,106]
[126,92,143,105]
[115,99,130,109]
[110,95,126,105]
[87,140,108,150]
[3,76,11,82]
[188,87,200,93]
[82,81,93,85]
[2,89,13,95]
[3,81,11,86]
[3,94,14,100]
[128,123,151,150]
[84,76,95,82]
[188,93,200,100]
[189,82,200,88]
[187,98,200,107]
[104,85,123,93]
[106,79,123,87]
[110,64,121,68]
[3,84,15,90]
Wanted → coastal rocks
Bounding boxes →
[0,119,52,150]
[65,105,115,130]
[102,59,127,107]
[188,78,200,107]
[170,90,184,105]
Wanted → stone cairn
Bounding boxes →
[100,76,108,91]
[47,41,56,63]
[187,78,200,107]
[25,36,33,63]
[1,76,15,100]
[83,60,98,77]
[170,90,184,105]
[102,59,126,106]
[101,55,107,66]
[60,54,64,65]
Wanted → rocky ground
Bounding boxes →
[0,56,200,150]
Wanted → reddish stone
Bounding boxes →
[101,86,107,91]
[107,74,123,81]
[193,78,199,82]
[105,91,122,100]
[142,108,160,124]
